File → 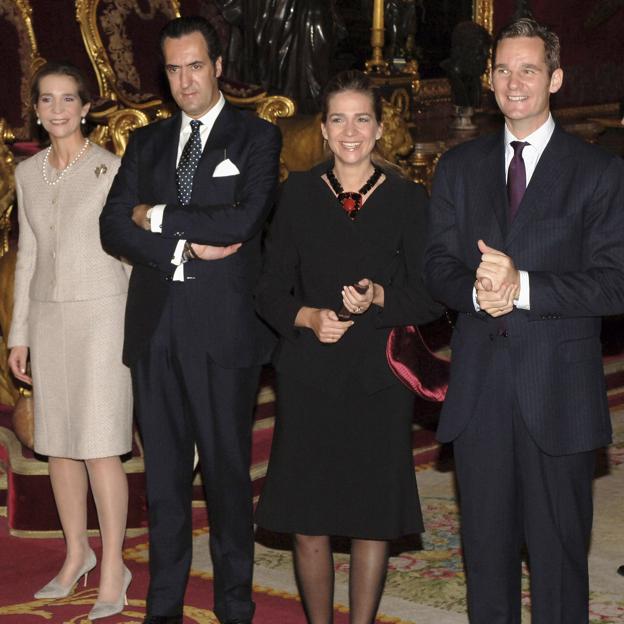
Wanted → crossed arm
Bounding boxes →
[100,123,281,270]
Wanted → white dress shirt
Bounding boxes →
[474,114,555,311]
[150,92,226,281]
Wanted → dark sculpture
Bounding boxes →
[213,0,341,113]
[383,0,424,63]
[440,21,492,109]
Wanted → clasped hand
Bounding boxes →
[475,239,519,317]
[131,204,241,261]
[341,279,374,316]
[298,279,375,344]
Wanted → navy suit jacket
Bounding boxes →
[424,125,624,455]
[100,103,281,368]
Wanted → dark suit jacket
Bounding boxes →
[424,125,624,455]
[100,103,281,368]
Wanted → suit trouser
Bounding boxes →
[132,284,260,622]
[453,341,595,624]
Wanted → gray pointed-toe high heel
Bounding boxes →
[88,565,132,621]
[34,548,97,599]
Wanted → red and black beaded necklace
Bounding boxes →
[326,165,383,221]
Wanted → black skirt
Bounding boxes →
[256,373,424,539]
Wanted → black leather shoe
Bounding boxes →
[142,616,183,624]
[618,564,624,577]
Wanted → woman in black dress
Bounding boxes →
[255,70,442,623]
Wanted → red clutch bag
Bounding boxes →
[386,325,450,402]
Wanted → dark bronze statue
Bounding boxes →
[440,21,491,109]
[382,0,424,64]
[213,0,341,113]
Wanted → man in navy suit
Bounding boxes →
[100,16,280,624]
[424,18,624,624]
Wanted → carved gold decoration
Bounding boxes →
[88,106,159,156]
[0,0,45,140]
[223,86,268,108]
[378,98,413,163]
[0,134,17,406]
[108,107,151,155]
[255,95,297,125]
[389,88,412,121]
[404,142,444,192]
[76,0,180,109]
[0,136,15,258]
[474,0,494,36]
[88,123,111,150]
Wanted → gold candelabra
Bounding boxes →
[365,0,389,74]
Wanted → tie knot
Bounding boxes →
[510,140,528,157]
[189,119,202,133]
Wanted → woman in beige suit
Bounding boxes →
[7,62,132,621]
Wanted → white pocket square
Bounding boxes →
[213,158,240,177]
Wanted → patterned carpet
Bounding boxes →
[1,348,623,622]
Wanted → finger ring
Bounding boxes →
[355,306,362,312]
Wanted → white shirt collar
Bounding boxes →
[504,113,555,153]
[180,92,226,134]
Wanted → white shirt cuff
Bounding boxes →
[171,239,186,282]
[171,239,186,266]
[514,270,530,309]
[150,204,165,233]
[172,264,185,282]
[472,286,480,312]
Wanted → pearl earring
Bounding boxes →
[81,117,86,125]
[36,118,41,125]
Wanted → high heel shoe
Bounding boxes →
[88,565,132,621]
[34,548,97,599]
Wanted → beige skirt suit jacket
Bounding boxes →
[8,143,132,459]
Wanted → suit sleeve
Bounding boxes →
[160,123,282,245]
[374,181,444,327]
[423,154,481,313]
[528,155,624,318]
[254,175,304,339]
[99,131,179,273]
[7,172,35,348]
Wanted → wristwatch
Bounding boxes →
[181,240,197,263]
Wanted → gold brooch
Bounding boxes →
[95,164,108,177]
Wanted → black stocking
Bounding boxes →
[293,533,334,624]
[348,539,389,624]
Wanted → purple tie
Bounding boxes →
[507,141,528,221]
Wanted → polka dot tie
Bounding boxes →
[176,119,203,206]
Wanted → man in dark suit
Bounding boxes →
[424,18,624,624]
[100,16,281,624]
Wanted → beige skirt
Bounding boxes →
[28,294,132,459]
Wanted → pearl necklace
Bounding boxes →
[42,138,90,186]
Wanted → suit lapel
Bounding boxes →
[477,132,508,245]
[194,103,238,186]
[506,125,570,247]
[153,113,181,204]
